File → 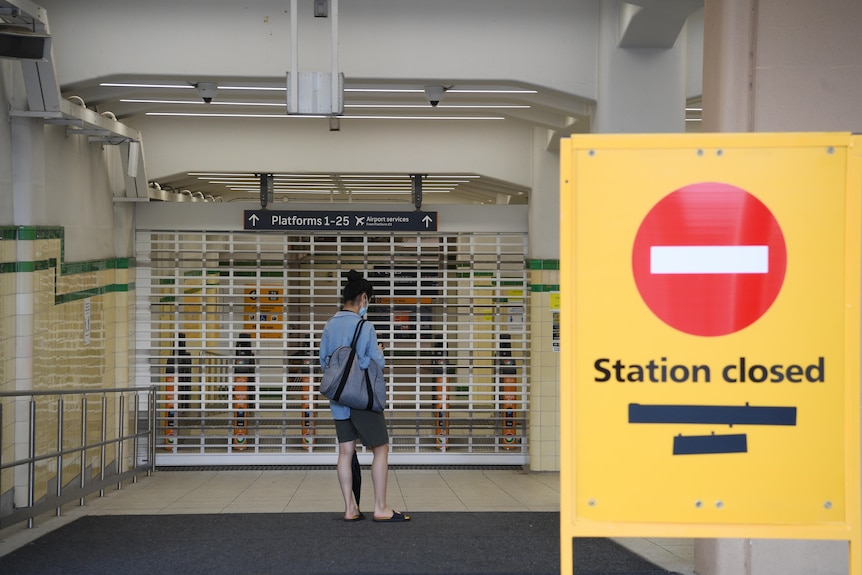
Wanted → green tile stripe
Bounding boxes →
[54,282,136,304]
[530,284,560,292]
[220,260,289,268]
[527,259,559,270]
[0,226,136,302]
[58,257,136,278]
[0,258,57,273]
[225,270,286,278]
[0,226,64,241]
[61,259,110,275]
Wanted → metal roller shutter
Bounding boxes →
[135,230,529,465]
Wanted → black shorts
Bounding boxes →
[334,409,389,447]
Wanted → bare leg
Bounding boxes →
[337,440,360,520]
[371,442,396,519]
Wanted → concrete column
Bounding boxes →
[703,0,862,133]
[7,65,45,508]
[694,539,749,575]
[528,128,561,261]
[595,0,688,134]
[701,0,756,132]
[527,128,563,471]
[10,116,46,226]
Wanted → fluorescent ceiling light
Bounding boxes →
[193,172,479,181]
[344,88,537,94]
[128,99,523,112]
[146,112,326,118]
[105,82,536,95]
[448,89,537,94]
[102,82,286,91]
[344,88,423,93]
[345,104,529,109]
[218,86,286,91]
[333,190,414,195]
[426,174,480,178]
[341,115,504,121]
[122,98,284,107]
[338,175,409,179]
[233,190,456,196]
[101,82,192,89]
[188,172,256,177]
[146,112,504,120]
[272,174,329,178]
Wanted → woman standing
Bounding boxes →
[318,270,410,523]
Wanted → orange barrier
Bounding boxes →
[164,361,177,451]
[499,334,519,450]
[233,377,249,450]
[177,333,192,410]
[434,348,449,449]
[500,373,517,450]
[233,334,255,451]
[435,375,449,449]
[300,358,314,450]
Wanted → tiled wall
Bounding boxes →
[0,228,16,504]
[0,226,136,510]
[528,259,560,471]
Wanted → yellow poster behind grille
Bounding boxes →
[244,285,284,339]
[559,133,861,574]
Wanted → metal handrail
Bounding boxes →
[0,386,156,529]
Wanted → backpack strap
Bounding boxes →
[333,320,367,403]
[350,319,366,349]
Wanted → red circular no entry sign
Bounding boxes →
[632,182,787,337]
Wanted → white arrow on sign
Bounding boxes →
[650,245,769,274]
[248,214,259,226]
[422,215,433,228]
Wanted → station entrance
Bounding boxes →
[135,229,529,465]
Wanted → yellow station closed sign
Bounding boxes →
[559,133,862,574]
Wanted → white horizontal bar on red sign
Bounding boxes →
[650,245,769,275]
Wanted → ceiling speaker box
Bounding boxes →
[0,27,50,60]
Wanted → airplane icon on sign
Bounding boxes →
[355,216,366,226]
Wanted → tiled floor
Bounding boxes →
[0,469,695,574]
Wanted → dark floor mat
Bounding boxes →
[0,512,680,575]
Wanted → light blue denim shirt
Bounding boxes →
[319,310,385,420]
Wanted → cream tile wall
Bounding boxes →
[0,227,136,513]
[529,265,560,471]
[0,234,15,498]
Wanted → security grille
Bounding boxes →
[135,231,529,465]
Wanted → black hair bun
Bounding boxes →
[347,270,364,282]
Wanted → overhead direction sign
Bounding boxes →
[559,133,862,575]
[243,210,437,232]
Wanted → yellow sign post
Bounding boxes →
[560,133,861,575]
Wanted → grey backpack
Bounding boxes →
[320,320,385,412]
